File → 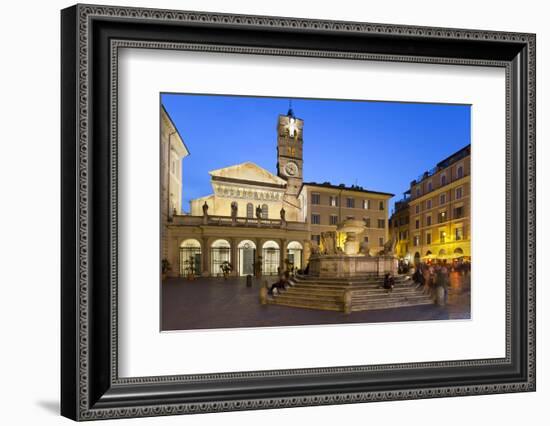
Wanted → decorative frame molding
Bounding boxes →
[61,4,535,421]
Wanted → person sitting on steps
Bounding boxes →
[383,273,395,294]
[268,271,290,296]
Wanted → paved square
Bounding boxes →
[161,273,470,331]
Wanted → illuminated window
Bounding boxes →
[329,196,338,207]
[413,235,420,246]
[455,227,463,240]
[456,187,463,200]
[363,199,370,209]
[346,198,355,208]
[311,193,321,205]
[311,214,321,224]
[330,215,338,225]
[438,211,447,223]
[439,231,447,243]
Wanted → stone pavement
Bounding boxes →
[161,273,471,331]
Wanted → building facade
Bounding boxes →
[389,193,410,259]
[299,183,392,254]
[161,107,393,278]
[407,145,471,263]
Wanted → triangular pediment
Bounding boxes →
[209,162,286,186]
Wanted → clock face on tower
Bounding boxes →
[284,161,299,177]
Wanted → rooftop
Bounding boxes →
[412,144,470,185]
[300,181,394,197]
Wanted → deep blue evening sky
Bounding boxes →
[161,94,470,213]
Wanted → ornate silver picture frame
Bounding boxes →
[61,4,535,421]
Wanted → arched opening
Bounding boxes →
[454,247,464,255]
[261,203,268,219]
[262,240,280,275]
[246,203,253,218]
[439,249,447,256]
[457,166,464,179]
[238,240,256,276]
[286,241,303,271]
[425,250,432,256]
[179,239,201,277]
[210,239,231,276]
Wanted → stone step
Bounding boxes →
[293,275,410,283]
[274,293,343,304]
[351,298,434,312]
[290,283,413,291]
[268,298,344,312]
[352,294,433,304]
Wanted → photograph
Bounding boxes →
[160,94,472,331]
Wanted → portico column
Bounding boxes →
[201,237,210,277]
[230,237,238,277]
[280,239,287,273]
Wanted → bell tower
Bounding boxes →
[277,106,304,197]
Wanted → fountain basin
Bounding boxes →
[308,254,397,279]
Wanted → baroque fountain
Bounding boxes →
[308,219,398,278]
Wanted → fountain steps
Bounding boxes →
[267,275,433,312]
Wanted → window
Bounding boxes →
[362,199,370,209]
[379,237,384,247]
[379,201,384,210]
[364,236,369,243]
[426,215,432,226]
[415,204,420,214]
[438,211,447,223]
[416,187,421,197]
[440,231,447,243]
[311,213,321,225]
[456,187,463,200]
[454,206,464,218]
[413,235,420,246]
[440,193,446,205]
[346,197,355,208]
[441,174,447,186]
[415,219,420,229]
[426,232,432,244]
[427,199,432,209]
[427,181,433,192]
[261,204,268,219]
[457,165,464,179]
[364,217,371,228]
[311,193,321,205]
[312,234,321,245]
[246,203,253,218]
[378,219,385,229]
[455,227,463,241]
[330,215,338,225]
[329,195,338,207]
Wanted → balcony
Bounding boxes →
[169,215,308,231]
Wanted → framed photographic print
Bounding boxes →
[61,4,536,421]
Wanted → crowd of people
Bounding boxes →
[411,261,471,303]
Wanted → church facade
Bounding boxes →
[161,107,393,279]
